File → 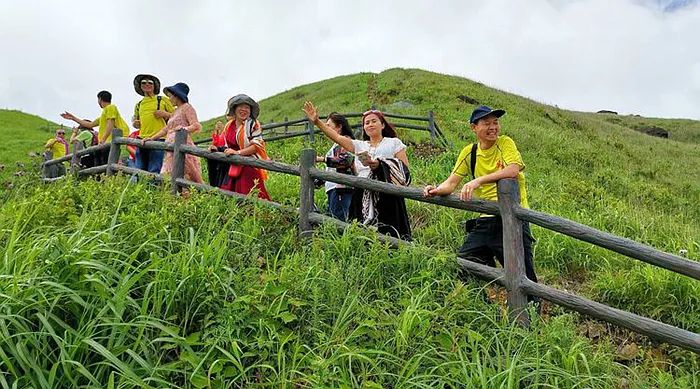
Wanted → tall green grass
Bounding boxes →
[0,177,698,387]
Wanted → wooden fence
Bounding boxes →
[193,111,450,147]
[41,128,700,354]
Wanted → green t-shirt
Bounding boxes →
[134,95,175,138]
[76,130,93,146]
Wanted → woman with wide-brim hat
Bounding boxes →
[209,94,271,199]
[143,82,203,183]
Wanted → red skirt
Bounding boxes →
[221,165,271,200]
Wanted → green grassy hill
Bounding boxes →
[0,109,63,181]
[1,69,699,387]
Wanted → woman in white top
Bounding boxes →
[303,102,412,240]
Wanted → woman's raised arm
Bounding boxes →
[303,102,354,152]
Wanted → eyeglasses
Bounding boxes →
[140,80,155,85]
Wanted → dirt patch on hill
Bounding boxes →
[408,141,446,159]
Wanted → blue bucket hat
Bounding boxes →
[469,105,505,124]
[163,82,190,103]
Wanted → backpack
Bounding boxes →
[134,96,167,122]
[469,143,477,179]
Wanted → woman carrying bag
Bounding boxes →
[209,94,271,199]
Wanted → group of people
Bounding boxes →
[52,76,539,300]
[56,74,272,196]
[305,102,539,306]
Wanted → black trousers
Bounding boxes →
[458,216,538,300]
[94,148,109,167]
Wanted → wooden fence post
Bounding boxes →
[428,110,436,145]
[106,128,123,176]
[284,116,288,133]
[171,129,187,195]
[306,120,315,144]
[497,178,530,327]
[298,148,316,239]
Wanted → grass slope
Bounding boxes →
[203,68,699,332]
[0,109,61,181]
[1,68,699,386]
[0,177,697,387]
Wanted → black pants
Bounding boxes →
[94,148,109,167]
[458,216,538,301]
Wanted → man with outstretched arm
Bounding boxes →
[61,90,130,166]
[423,105,539,307]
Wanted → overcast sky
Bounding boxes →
[1,0,699,128]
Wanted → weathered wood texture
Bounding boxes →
[522,279,700,353]
[515,207,700,281]
[77,165,108,176]
[42,143,111,166]
[111,164,164,181]
[179,144,301,176]
[456,256,506,286]
[106,129,123,176]
[115,137,175,151]
[497,179,529,327]
[298,149,316,238]
[428,110,436,143]
[310,168,500,215]
[170,129,187,195]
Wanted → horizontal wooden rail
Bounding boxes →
[261,117,309,130]
[111,164,164,181]
[264,130,318,142]
[310,168,500,215]
[114,137,174,151]
[179,144,301,176]
[42,143,111,166]
[77,165,108,176]
[522,279,700,353]
[41,176,67,183]
[457,256,506,286]
[515,207,700,281]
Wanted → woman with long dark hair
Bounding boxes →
[316,112,356,221]
[303,102,411,240]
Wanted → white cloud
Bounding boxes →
[1,0,699,127]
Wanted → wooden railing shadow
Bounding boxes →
[41,128,700,354]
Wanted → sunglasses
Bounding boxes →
[363,109,381,116]
[57,131,65,135]
[140,80,155,85]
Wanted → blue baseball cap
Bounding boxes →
[469,105,505,124]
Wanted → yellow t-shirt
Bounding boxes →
[46,138,67,159]
[134,95,175,138]
[452,135,529,209]
[96,104,130,142]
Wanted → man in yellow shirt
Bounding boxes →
[132,74,174,173]
[60,90,130,166]
[423,105,539,305]
[43,128,69,177]
[44,128,69,159]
